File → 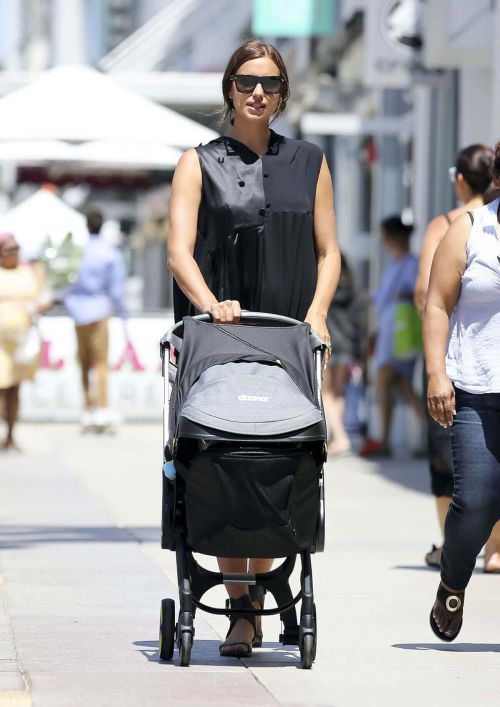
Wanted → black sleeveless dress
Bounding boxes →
[173,130,324,322]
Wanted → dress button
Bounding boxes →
[238,180,245,187]
[259,208,266,216]
[263,173,269,178]
[218,156,224,164]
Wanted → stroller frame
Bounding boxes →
[159,313,326,669]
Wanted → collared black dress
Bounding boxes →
[173,130,324,322]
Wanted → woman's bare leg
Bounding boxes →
[248,559,273,632]
[484,520,500,572]
[217,557,274,651]
[218,557,254,651]
[5,385,20,446]
[377,364,395,451]
[437,496,452,537]
[325,363,351,452]
[248,558,273,574]
[0,389,6,441]
[217,557,248,599]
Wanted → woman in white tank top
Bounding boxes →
[415,144,496,571]
[423,151,500,643]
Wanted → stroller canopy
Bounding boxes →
[172,317,324,438]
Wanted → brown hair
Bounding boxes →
[220,39,290,125]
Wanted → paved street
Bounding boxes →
[0,423,499,707]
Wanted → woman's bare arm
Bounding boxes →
[167,149,240,322]
[306,156,341,343]
[414,214,450,316]
[167,149,215,310]
[423,214,469,426]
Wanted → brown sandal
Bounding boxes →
[219,595,256,658]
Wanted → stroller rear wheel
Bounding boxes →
[159,598,176,661]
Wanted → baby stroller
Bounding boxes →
[159,312,327,668]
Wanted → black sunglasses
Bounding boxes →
[229,74,284,95]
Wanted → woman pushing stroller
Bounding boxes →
[167,39,340,657]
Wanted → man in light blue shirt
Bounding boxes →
[64,207,127,431]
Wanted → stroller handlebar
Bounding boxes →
[160,311,326,354]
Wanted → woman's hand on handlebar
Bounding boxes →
[204,300,241,323]
[305,309,332,371]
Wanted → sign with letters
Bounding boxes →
[21,316,174,421]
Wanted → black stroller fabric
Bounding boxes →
[170,318,322,444]
[168,316,326,557]
[175,445,321,557]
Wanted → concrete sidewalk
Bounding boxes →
[0,423,499,707]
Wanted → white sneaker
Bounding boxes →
[81,409,95,431]
[93,408,117,433]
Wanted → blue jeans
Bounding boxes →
[441,388,500,589]
[423,369,454,497]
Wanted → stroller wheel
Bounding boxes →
[178,631,193,667]
[300,634,315,669]
[299,602,317,669]
[159,598,175,661]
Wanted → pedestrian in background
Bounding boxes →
[323,252,362,456]
[424,146,500,642]
[0,233,48,449]
[64,207,127,433]
[414,144,500,570]
[167,39,340,657]
[361,216,425,457]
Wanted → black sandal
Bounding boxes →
[219,595,256,658]
[429,582,465,642]
[425,544,442,568]
[249,585,265,648]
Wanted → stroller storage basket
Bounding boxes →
[176,444,321,557]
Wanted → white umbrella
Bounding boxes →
[0,139,182,170]
[0,188,87,260]
[0,141,74,162]
[0,65,218,149]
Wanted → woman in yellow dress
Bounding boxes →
[0,233,44,449]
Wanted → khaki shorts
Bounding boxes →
[75,318,109,367]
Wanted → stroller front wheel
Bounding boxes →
[299,602,317,669]
[300,634,315,669]
[159,598,176,661]
[178,631,193,667]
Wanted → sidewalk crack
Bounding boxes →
[0,570,32,695]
